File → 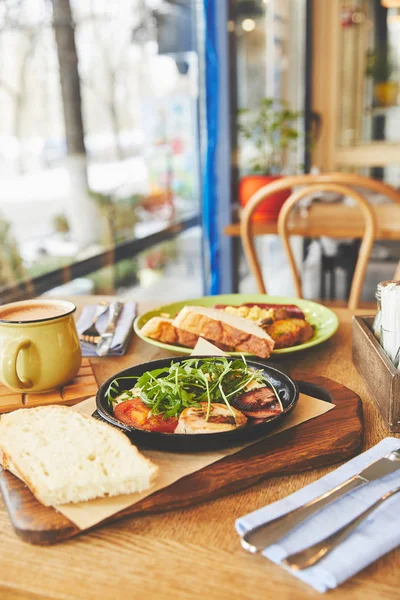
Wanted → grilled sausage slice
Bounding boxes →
[231,387,282,419]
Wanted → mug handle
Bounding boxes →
[1,338,33,389]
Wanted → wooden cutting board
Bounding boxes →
[0,376,363,545]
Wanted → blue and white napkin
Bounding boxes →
[77,300,136,357]
[236,437,400,593]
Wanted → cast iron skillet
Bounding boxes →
[95,355,299,452]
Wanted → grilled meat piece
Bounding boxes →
[175,402,247,434]
[231,387,282,419]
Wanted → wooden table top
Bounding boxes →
[0,297,399,600]
[224,202,400,240]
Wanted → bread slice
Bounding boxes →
[140,316,233,352]
[172,306,275,358]
[0,406,158,506]
[140,316,199,348]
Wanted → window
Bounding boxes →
[0,0,202,302]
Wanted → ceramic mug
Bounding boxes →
[0,299,82,392]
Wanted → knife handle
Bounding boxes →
[107,302,123,332]
[241,475,365,553]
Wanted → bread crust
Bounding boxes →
[141,316,233,352]
[1,448,50,505]
[141,317,199,347]
[173,306,274,358]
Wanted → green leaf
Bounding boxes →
[237,96,303,174]
[105,357,280,422]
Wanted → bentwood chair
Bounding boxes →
[240,173,385,310]
[303,173,400,283]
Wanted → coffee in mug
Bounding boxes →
[0,299,82,392]
[0,303,67,322]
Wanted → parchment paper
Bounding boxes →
[56,339,335,529]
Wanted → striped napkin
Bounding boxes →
[236,437,400,593]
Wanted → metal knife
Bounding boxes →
[241,447,400,554]
[96,301,123,357]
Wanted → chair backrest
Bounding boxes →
[240,174,382,310]
[305,172,400,204]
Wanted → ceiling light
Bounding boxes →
[242,18,256,32]
[381,1,400,7]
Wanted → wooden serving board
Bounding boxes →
[0,359,98,413]
[0,375,363,545]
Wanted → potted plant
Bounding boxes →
[238,98,301,221]
[365,50,399,107]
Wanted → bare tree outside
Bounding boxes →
[52,0,85,157]
[52,0,100,247]
[0,2,42,173]
[81,21,128,161]
[0,0,201,297]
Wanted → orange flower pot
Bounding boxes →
[239,175,291,222]
[373,82,399,107]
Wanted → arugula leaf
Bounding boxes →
[106,358,280,420]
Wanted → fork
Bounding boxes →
[283,485,400,570]
[79,301,109,342]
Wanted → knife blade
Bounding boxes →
[241,447,400,554]
[96,301,123,356]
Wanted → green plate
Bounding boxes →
[134,294,339,356]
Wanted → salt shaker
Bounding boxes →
[372,280,393,340]
[381,281,400,363]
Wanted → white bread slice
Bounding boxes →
[0,406,158,506]
[172,305,275,358]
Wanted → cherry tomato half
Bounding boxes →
[113,398,178,433]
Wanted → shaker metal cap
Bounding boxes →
[376,280,400,301]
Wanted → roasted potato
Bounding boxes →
[265,318,314,349]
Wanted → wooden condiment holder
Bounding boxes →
[352,315,400,432]
[0,359,98,414]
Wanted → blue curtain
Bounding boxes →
[203,0,220,294]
